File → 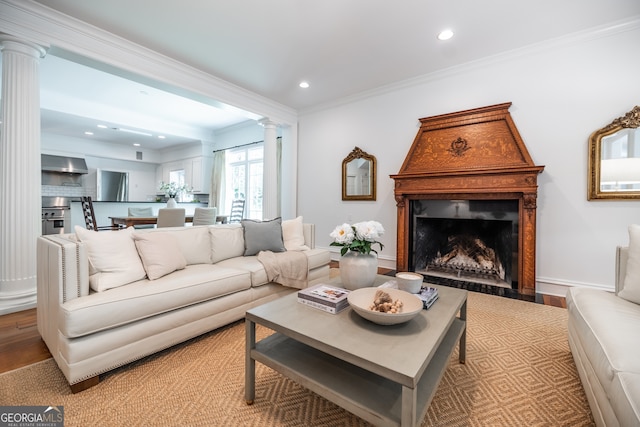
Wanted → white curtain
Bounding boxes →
[209,151,226,213]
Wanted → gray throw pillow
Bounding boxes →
[241,217,286,256]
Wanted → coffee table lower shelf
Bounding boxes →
[247,318,465,427]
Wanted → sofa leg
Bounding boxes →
[70,376,99,393]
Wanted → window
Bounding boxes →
[169,169,192,202]
[225,144,263,220]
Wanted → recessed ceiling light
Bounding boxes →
[133,143,141,147]
[97,124,107,129]
[437,29,454,41]
[299,81,310,89]
[84,131,94,135]
[158,135,166,139]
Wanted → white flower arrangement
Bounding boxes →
[159,181,191,198]
[330,220,385,256]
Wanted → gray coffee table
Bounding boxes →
[245,275,467,427]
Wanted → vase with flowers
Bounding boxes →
[330,220,384,290]
[159,181,191,208]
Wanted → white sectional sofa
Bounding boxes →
[37,218,330,392]
[567,227,640,426]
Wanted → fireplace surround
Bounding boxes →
[391,103,544,296]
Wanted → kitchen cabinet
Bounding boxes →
[156,161,184,194]
[187,157,203,193]
[157,157,210,194]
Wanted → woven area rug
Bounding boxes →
[0,291,594,426]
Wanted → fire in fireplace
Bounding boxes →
[410,199,518,290]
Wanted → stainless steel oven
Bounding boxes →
[42,197,71,235]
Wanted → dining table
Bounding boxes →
[109,215,228,228]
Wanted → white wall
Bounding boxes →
[213,121,264,150]
[298,23,640,294]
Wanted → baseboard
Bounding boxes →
[536,277,613,298]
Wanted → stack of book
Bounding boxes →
[297,284,350,314]
[417,286,439,309]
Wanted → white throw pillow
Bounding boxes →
[135,226,211,265]
[210,224,245,263]
[133,232,187,280]
[620,224,640,304]
[74,226,147,292]
[282,216,309,251]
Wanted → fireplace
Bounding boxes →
[391,103,544,296]
[411,199,519,293]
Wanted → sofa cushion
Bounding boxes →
[216,248,330,288]
[210,224,245,263]
[74,226,147,292]
[134,226,211,265]
[282,216,310,251]
[133,232,187,279]
[215,256,269,287]
[620,224,640,304]
[59,264,252,338]
[242,217,286,256]
[567,287,640,394]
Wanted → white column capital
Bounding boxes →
[0,35,47,58]
[259,118,278,129]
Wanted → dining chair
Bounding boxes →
[193,207,218,226]
[228,199,245,223]
[128,207,154,229]
[81,196,124,231]
[157,208,186,228]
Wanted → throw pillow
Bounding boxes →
[133,232,187,280]
[620,224,640,304]
[282,216,310,251]
[210,224,245,263]
[135,226,211,265]
[74,225,147,292]
[241,217,286,256]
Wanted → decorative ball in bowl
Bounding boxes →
[395,272,424,294]
[347,288,423,325]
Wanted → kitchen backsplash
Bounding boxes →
[42,185,95,199]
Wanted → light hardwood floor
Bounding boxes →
[0,264,565,375]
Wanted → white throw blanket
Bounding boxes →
[257,250,309,289]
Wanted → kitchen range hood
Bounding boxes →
[41,154,89,174]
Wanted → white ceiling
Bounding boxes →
[18,0,640,149]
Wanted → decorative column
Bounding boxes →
[0,37,47,314]
[260,119,279,220]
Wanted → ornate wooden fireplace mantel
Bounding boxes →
[390,103,544,296]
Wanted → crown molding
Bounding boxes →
[300,16,640,117]
[0,0,297,126]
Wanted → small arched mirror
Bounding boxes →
[342,147,376,201]
[588,106,640,200]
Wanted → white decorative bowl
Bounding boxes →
[395,272,424,294]
[347,288,423,325]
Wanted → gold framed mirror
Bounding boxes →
[342,147,376,201]
[588,106,640,200]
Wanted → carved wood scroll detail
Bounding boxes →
[447,137,470,157]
